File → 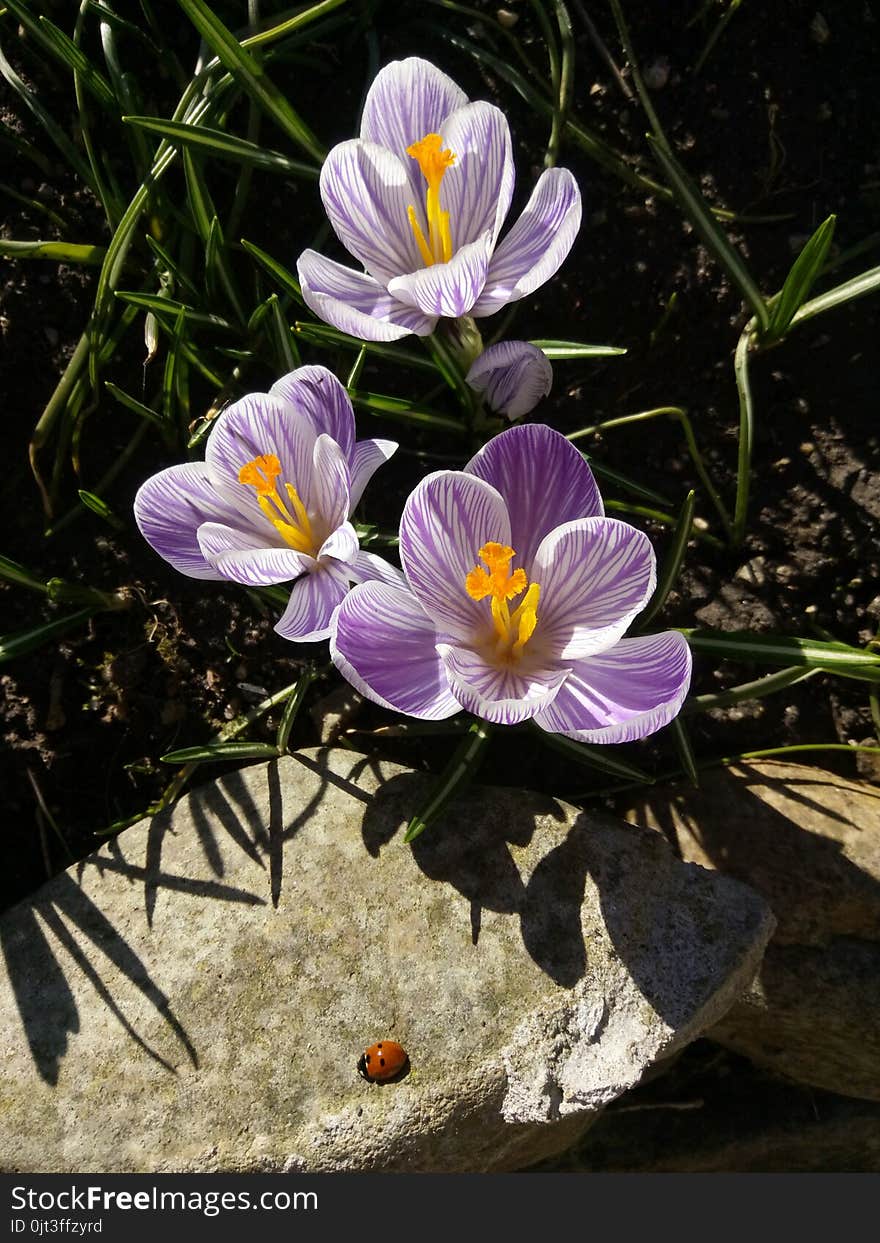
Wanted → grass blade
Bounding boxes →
[161,741,280,764]
[637,490,695,629]
[535,725,654,782]
[670,717,699,787]
[0,240,106,264]
[790,262,880,329]
[731,323,755,548]
[350,390,467,435]
[175,0,325,161]
[404,719,492,842]
[681,629,880,682]
[765,214,836,342]
[0,608,98,663]
[530,339,627,359]
[647,134,770,333]
[124,115,319,177]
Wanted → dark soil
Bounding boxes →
[3,0,880,914]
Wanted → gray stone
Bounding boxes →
[623,760,880,1101]
[0,749,773,1173]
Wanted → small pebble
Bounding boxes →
[810,11,830,43]
[496,8,518,27]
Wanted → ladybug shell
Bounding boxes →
[360,1040,409,1082]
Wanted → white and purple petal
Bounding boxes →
[298,250,437,341]
[465,340,552,421]
[331,581,461,719]
[399,470,510,641]
[319,139,423,284]
[348,438,398,511]
[439,101,514,248]
[360,58,469,204]
[472,168,582,317]
[274,563,351,643]
[196,522,312,586]
[464,423,602,567]
[348,550,407,589]
[387,234,493,319]
[317,520,359,567]
[532,518,656,661]
[436,643,568,726]
[204,391,316,526]
[270,365,355,460]
[533,631,693,743]
[310,434,351,537]
[133,462,244,580]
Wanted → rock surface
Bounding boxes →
[623,760,880,1101]
[0,748,773,1173]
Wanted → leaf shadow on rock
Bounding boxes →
[1,871,198,1085]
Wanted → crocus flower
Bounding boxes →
[134,365,399,642]
[331,424,692,741]
[297,57,582,342]
[466,341,553,421]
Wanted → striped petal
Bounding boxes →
[331,581,461,719]
[298,250,437,341]
[472,168,581,317]
[196,522,311,586]
[318,520,359,567]
[399,470,510,641]
[349,550,407,589]
[436,643,568,726]
[320,139,423,283]
[133,462,246,580]
[387,234,493,318]
[466,340,552,421]
[532,518,656,660]
[311,434,351,537]
[534,632,693,743]
[464,423,602,568]
[274,564,350,643]
[270,365,355,459]
[360,58,468,205]
[439,101,514,249]
[348,437,398,511]
[205,391,316,526]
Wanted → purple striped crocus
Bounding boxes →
[466,340,553,421]
[297,57,582,342]
[331,424,692,741]
[134,366,399,643]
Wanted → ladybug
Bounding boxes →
[358,1040,409,1083]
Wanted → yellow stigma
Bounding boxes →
[466,542,540,661]
[238,452,314,554]
[406,132,455,266]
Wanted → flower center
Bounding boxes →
[238,453,315,554]
[465,541,540,662]
[406,132,456,267]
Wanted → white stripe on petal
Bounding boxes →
[532,518,656,660]
[274,568,349,643]
[388,234,493,318]
[197,522,312,586]
[134,463,242,580]
[311,434,351,536]
[439,102,514,248]
[534,631,693,743]
[270,365,356,460]
[348,438,398,511]
[472,167,582,317]
[320,139,423,282]
[298,250,437,341]
[466,340,552,421]
[437,643,568,726]
[331,581,461,719]
[399,470,511,641]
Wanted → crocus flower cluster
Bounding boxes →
[297,57,582,341]
[134,366,399,643]
[331,424,692,742]
[135,58,692,748]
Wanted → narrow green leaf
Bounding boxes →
[404,719,493,842]
[267,293,301,370]
[145,234,202,301]
[241,239,305,305]
[175,0,325,162]
[529,339,627,359]
[0,555,48,594]
[161,741,280,764]
[582,456,672,508]
[114,290,235,331]
[0,240,106,265]
[276,667,319,753]
[647,134,770,332]
[681,629,880,682]
[731,324,755,548]
[637,490,695,629]
[790,262,880,329]
[535,726,655,782]
[123,116,318,178]
[0,608,97,663]
[765,215,836,342]
[104,381,165,430]
[350,390,467,435]
[684,666,818,715]
[293,320,435,370]
[670,717,699,787]
[77,489,124,529]
[38,15,116,109]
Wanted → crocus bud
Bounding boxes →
[465,341,553,421]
